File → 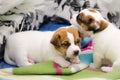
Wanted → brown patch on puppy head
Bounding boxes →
[50,27,70,56]
[67,27,83,46]
[50,27,82,56]
[77,9,108,33]
[51,28,68,47]
[88,8,97,13]
[100,20,108,29]
[77,12,96,31]
[77,12,86,30]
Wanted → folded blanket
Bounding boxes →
[13,61,88,75]
[1,65,120,80]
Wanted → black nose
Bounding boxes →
[74,50,79,56]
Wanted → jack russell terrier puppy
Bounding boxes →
[70,8,120,72]
[4,27,83,67]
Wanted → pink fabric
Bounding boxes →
[82,40,92,51]
[54,62,62,74]
[88,40,92,46]
[85,68,106,73]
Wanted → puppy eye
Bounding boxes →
[88,18,93,24]
[62,42,71,47]
[75,39,80,44]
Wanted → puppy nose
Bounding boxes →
[74,50,79,56]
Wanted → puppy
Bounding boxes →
[70,8,120,72]
[4,27,82,67]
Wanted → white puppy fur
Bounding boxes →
[4,27,81,67]
[70,8,120,72]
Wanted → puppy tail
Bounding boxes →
[4,53,16,66]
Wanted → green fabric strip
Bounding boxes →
[56,68,120,80]
[13,61,56,75]
[53,62,62,74]
[13,61,72,75]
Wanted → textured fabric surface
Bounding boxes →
[1,65,120,80]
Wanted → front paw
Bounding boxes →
[28,58,35,64]
[70,58,80,64]
[101,66,113,72]
[60,61,71,68]
[89,63,97,69]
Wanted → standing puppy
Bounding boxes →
[70,8,120,72]
[4,27,82,67]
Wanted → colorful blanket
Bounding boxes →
[14,62,87,75]
[1,46,93,75]
[1,64,120,80]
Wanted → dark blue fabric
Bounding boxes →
[39,23,69,31]
[0,61,17,69]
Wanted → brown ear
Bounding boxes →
[100,20,108,29]
[78,30,84,40]
[77,12,84,23]
[50,33,61,47]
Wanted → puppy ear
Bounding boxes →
[50,33,61,47]
[100,20,108,29]
[78,30,84,40]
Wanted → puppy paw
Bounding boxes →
[61,61,71,68]
[26,63,34,66]
[89,63,96,69]
[70,58,80,64]
[18,62,33,67]
[101,66,113,72]
[69,64,82,73]
[28,58,35,64]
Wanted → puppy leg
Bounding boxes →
[101,67,112,72]
[90,52,102,69]
[28,58,35,64]
[54,56,70,68]
[15,50,34,67]
[102,59,120,72]
[113,59,120,69]
[4,52,16,65]
[70,57,80,64]
[15,55,33,67]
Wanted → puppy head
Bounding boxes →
[71,8,109,34]
[51,27,83,59]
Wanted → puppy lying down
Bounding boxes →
[4,27,83,67]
